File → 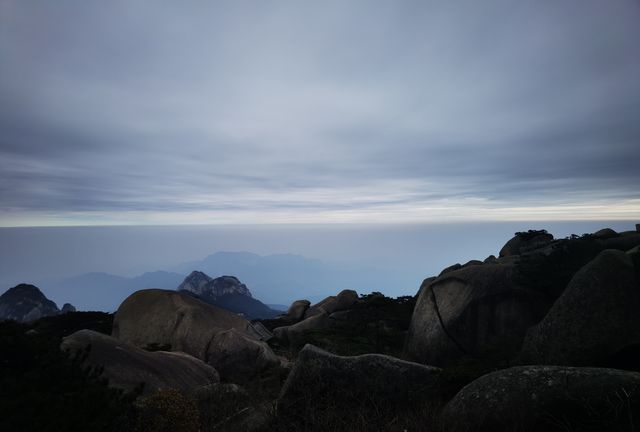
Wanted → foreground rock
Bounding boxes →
[404,262,548,367]
[207,328,280,382]
[61,329,220,394]
[406,228,640,368]
[113,289,250,359]
[273,312,331,346]
[279,345,442,418]
[442,366,640,432]
[0,284,62,322]
[112,289,280,381]
[520,249,640,366]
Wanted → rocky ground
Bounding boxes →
[1,226,640,431]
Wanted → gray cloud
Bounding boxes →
[1,0,639,225]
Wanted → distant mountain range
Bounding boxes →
[40,271,185,312]
[34,251,418,312]
[0,271,277,322]
[173,251,389,303]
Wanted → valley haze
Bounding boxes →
[1,221,637,310]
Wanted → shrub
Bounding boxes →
[134,389,199,432]
[0,313,136,432]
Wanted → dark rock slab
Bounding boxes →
[279,344,443,417]
[61,329,219,394]
[442,365,640,432]
[520,249,640,366]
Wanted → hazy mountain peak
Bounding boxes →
[176,272,280,319]
[178,271,251,299]
[0,283,61,322]
[180,271,213,292]
[211,275,252,298]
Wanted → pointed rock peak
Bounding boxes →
[186,270,212,281]
[178,271,213,294]
[178,272,252,299]
[210,276,252,298]
[0,283,60,322]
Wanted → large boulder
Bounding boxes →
[272,290,358,347]
[278,345,443,425]
[112,289,251,361]
[499,230,554,257]
[112,289,281,382]
[404,262,549,367]
[273,312,331,347]
[593,228,618,239]
[206,328,280,382]
[599,231,640,252]
[61,303,77,313]
[520,249,640,366]
[286,299,310,322]
[61,329,220,395]
[442,366,640,432]
[304,289,359,318]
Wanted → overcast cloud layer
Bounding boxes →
[1,0,639,226]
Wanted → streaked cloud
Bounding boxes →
[1,0,639,225]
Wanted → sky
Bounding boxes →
[1,0,639,226]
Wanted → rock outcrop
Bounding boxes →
[404,262,549,367]
[272,290,361,347]
[406,228,640,368]
[61,303,77,313]
[61,329,220,394]
[593,228,618,238]
[278,344,443,417]
[0,284,61,322]
[599,231,640,252]
[442,366,640,432]
[520,249,640,366]
[499,230,554,257]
